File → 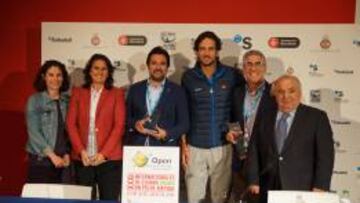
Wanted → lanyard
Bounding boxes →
[243,90,263,122]
[146,85,163,116]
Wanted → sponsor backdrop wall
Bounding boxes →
[0,0,355,196]
[42,22,360,203]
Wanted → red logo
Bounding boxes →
[118,35,147,46]
[268,37,300,48]
[268,37,280,48]
[320,37,331,50]
[118,35,129,45]
[91,34,101,46]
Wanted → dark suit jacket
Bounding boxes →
[248,104,334,202]
[126,79,189,146]
[231,81,275,138]
[66,87,126,161]
[231,81,276,170]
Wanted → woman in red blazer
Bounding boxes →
[66,54,125,200]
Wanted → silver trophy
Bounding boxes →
[228,122,248,159]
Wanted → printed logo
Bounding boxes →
[320,35,331,50]
[113,60,126,72]
[333,170,348,175]
[161,32,176,50]
[132,151,173,169]
[219,80,229,90]
[286,66,295,74]
[353,39,360,47]
[334,69,354,74]
[133,151,149,167]
[334,90,344,102]
[91,34,101,46]
[332,90,349,103]
[310,89,321,103]
[331,120,352,125]
[194,87,203,92]
[233,34,252,49]
[309,63,324,77]
[334,140,347,153]
[310,35,339,53]
[118,35,147,46]
[268,37,300,48]
[48,36,72,43]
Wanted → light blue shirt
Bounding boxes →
[276,108,297,134]
[243,81,266,137]
[146,79,165,116]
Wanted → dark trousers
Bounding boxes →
[229,158,260,203]
[260,168,282,203]
[74,160,122,201]
[27,154,67,183]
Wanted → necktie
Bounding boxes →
[276,112,290,153]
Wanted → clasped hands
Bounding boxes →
[135,116,167,140]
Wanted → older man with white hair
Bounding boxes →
[247,74,335,203]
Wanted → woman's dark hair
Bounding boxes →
[83,53,115,90]
[193,31,222,51]
[146,46,170,68]
[33,60,70,92]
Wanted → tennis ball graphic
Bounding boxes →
[133,151,149,167]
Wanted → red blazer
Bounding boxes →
[66,87,126,161]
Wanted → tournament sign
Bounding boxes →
[122,146,180,203]
[268,191,340,203]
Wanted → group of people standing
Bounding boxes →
[25,31,334,203]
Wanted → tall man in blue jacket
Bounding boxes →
[181,31,244,203]
[126,46,189,146]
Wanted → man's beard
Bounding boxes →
[150,72,166,82]
[198,57,216,67]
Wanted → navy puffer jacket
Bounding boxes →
[181,63,243,148]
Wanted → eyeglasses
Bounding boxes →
[244,61,265,68]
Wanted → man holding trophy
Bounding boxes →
[226,50,276,203]
[126,46,189,146]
